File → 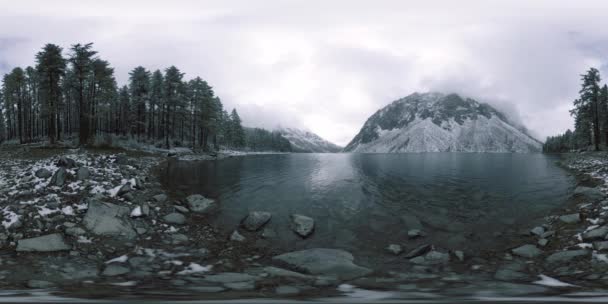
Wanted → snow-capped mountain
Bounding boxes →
[277,127,342,153]
[344,92,542,153]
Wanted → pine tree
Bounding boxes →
[162,66,184,148]
[149,70,163,140]
[229,109,245,148]
[36,44,66,145]
[128,66,150,140]
[68,43,97,145]
[576,68,602,150]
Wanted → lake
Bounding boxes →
[161,153,574,268]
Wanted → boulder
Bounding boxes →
[82,199,137,240]
[290,214,314,238]
[35,168,52,179]
[582,226,608,241]
[409,251,450,265]
[57,156,77,168]
[163,212,186,225]
[16,233,71,252]
[50,168,67,187]
[117,184,132,197]
[511,244,543,259]
[241,211,272,231]
[102,264,130,276]
[186,194,216,214]
[76,167,90,181]
[153,194,168,203]
[574,186,604,201]
[530,226,545,236]
[404,244,432,259]
[559,213,581,224]
[545,250,589,265]
[594,241,608,251]
[273,248,372,280]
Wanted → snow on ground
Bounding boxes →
[177,263,213,275]
[533,275,577,287]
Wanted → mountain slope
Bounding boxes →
[277,127,342,153]
[344,92,542,153]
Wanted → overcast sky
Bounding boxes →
[0,1,607,145]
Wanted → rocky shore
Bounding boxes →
[2,147,608,301]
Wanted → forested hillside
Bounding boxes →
[0,42,286,152]
[544,68,608,152]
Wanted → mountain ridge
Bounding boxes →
[276,127,342,153]
[344,92,542,153]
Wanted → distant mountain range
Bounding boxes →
[276,127,342,153]
[344,92,542,153]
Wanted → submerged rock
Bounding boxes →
[82,199,137,240]
[241,211,272,231]
[16,233,71,252]
[386,244,403,255]
[574,186,604,201]
[401,214,423,230]
[186,194,216,214]
[273,248,372,280]
[290,214,315,238]
[511,244,542,259]
[407,229,425,238]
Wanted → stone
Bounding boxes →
[76,167,90,181]
[186,194,216,214]
[27,280,56,289]
[163,213,186,225]
[593,241,608,251]
[263,266,314,280]
[117,184,132,197]
[275,285,300,295]
[583,226,608,241]
[224,281,256,291]
[16,233,71,252]
[230,230,245,242]
[261,227,277,239]
[290,214,314,238]
[57,156,77,168]
[541,231,555,239]
[538,239,549,247]
[408,229,425,238]
[574,186,604,200]
[203,273,258,284]
[494,264,529,281]
[511,244,542,259]
[65,227,86,236]
[82,199,137,240]
[273,248,372,280]
[404,244,432,259]
[171,233,189,244]
[386,244,403,255]
[35,168,52,179]
[545,250,589,264]
[454,250,465,262]
[174,205,189,213]
[153,194,168,203]
[102,264,130,276]
[530,226,545,236]
[559,213,581,224]
[409,251,450,265]
[50,168,67,187]
[242,211,272,231]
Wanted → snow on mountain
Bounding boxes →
[276,127,342,153]
[344,92,542,153]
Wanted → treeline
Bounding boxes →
[244,127,292,152]
[0,42,291,152]
[544,68,608,152]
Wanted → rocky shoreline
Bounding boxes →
[2,147,608,301]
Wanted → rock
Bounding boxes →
[401,214,423,230]
[593,241,608,251]
[262,228,277,239]
[545,250,589,264]
[230,230,246,242]
[241,211,272,231]
[454,250,465,262]
[404,244,432,259]
[511,244,542,258]
[290,214,315,238]
[16,233,71,252]
[35,168,52,179]
[102,264,130,276]
[171,233,189,244]
[130,206,143,217]
[141,204,150,216]
[582,226,608,241]
[541,231,555,239]
[163,213,186,225]
[203,273,258,284]
[386,244,403,255]
[559,213,581,224]
[409,251,450,265]
[27,280,56,289]
[574,186,604,200]
[50,168,67,187]
[273,248,372,280]
[76,167,90,181]
[117,184,132,197]
[494,262,529,281]
[275,285,300,295]
[82,199,137,240]
[174,205,189,213]
[407,229,425,238]
[65,227,86,236]
[186,194,215,214]
[57,156,77,168]
[263,266,314,280]
[224,281,256,291]
[530,226,545,236]
[538,239,549,247]
[153,194,168,203]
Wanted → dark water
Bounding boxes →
[161,153,574,265]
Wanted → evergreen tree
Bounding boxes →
[149,70,163,140]
[576,68,602,150]
[128,66,150,140]
[68,43,97,145]
[36,44,66,144]
[162,66,184,148]
[229,109,245,148]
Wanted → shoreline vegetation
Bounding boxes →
[0,143,608,300]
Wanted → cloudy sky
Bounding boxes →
[0,1,607,145]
